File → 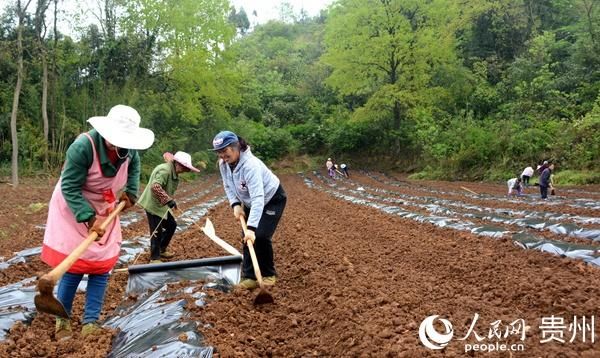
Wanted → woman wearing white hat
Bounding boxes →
[41,105,154,340]
[137,151,200,263]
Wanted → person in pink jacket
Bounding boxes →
[326,158,335,178]
[41,105,154,340]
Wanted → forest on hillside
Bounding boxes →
[0,0,599,184]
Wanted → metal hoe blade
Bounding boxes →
[34,276,69,318]
[254,289,274,305]
[202,218,216,238]
[201,218,242,256]
[34,294,69,319]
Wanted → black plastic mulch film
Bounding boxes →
[106,256,241,357]
[305,171,600,266]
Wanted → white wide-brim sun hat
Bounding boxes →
[173,151,200,172]
[87,105,155,150]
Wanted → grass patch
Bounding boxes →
[272,155,317,174]
[484,167,521,182]
[553,170,600,185]
[27,202,48,213]
[408,166,446,180]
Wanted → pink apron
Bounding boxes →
[41,133,129,274]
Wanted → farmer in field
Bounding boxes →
[340,163,350,178]
[537,160,549,175]
[326,158,335,178]
[41,105,154,340]
[212,131,287,289]
[137,151,200,263]
[539,163,555,199]
[507,177,523,196]
[520,166,533,187]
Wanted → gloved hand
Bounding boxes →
[233,204,245,220]
[119,192,135,210]
[87,216,105,240]
[167,200,177,209]
[243,228,256,245]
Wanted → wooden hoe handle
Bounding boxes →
[239,216,265,287]
[42,201,126,284]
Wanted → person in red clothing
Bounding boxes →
[41,105,154,339]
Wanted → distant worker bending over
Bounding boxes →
[340,163,349,178]
[507,177,523,196]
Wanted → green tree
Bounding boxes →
[229,6,250,35]
[120,0,237,123]
[322,0,475,155]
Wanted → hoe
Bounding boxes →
[35,201,126,318]
[239,216,274,305]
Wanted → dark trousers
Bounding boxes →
[522,175,530,186]
[146,211,177,260]
[242,185,287,280]
[540,186,548,199]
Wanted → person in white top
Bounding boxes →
[520,166,534,187]
[507,177,523,196]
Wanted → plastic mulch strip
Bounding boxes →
[0,247,42,270]
[118,236,150,266]
[364,171,600,210]
[303,174,600,266]
[126,255,242,295]
[105,282,221,357]
[314,171,600,241]
[512,232,600,265]
[0,278,37,340]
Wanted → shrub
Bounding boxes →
[553,170,600,185]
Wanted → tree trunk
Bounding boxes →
[393,101,401,130]
[10,0,33,187]
[50,0,58,167]
[35,0,51,168]
[10,70,22,187]
[582,0,597,49]
[42,54,49,167]
[105,0,116,41]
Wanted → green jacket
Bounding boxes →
[61,129,141,223]
[137,162,179,217]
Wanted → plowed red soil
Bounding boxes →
[0,171,598,357]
